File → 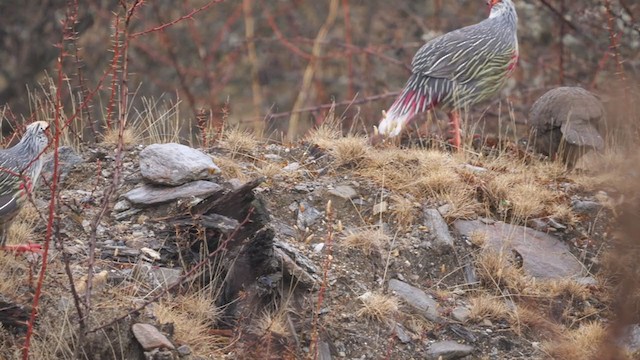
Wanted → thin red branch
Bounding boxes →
[129,0,222,39]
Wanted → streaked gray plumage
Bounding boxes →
[378,0,518,148]
[528,87,605,169]
[0,121,49,251]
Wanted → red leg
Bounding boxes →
[2,243,42,254]
[448,111,461,150]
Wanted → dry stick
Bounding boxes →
[243,0,265,135]
[287,0,340,142]
[22,40,66,360]
[88,209,254,334]
[265,91,400,121]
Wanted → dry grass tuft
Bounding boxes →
[7,202,40,246]
[328,135,371,168]
[257,162,283,179]
[485,173,555,220]
[154,293,226,357]
[341,228,390,256]
[468,295,511,322]
[511,304,563,339]
[356,291,399,324]
[543,321,608,360]
[361,148,460,201]
[305,117,342,149]
[389,195,419,228]
[212,155,249,181]
[102,126,139,146]
[475,250,531,293]
[469,230,489,247]
[249,310,290,337]
[547,279,590,301]
[219,126,259,158]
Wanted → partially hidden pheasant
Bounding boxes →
[0,121,49,253]
[378,0,519,149]
[528,87,605,170]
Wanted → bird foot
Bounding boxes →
[2,243,43,254]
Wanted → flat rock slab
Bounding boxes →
[132,323,175,351]
[124,180,223,206]
[424,208,455,247]
[454,220,584,279]
[426,340,474,360]
[388,279,441,323]
[140,143,221,186]
[328,185,359,201]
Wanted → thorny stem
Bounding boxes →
[84,0,141,325]
[22,34,65,360]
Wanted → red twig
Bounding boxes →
[22,25,65,360]
[129,0,222,39]
[603,0,627,84]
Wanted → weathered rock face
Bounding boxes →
[123,180,224,206]
[423,208,455,248]
[131,323,175,351]
[388,279,441,323]
[139,143,221,186]
[454,219,584,279]
[425,340,474,360]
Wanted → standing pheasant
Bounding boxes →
[377,0,519,149]
[0,121,49,253]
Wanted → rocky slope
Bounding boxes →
[0,126,636,360]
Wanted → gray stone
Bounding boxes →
[452,306,471,323]
[113,199,131,212]
[113,208,142,221]
[296,201,323,229]
[373,201,388,215]
[132,323,175,351]
[424,208,455,248]
[388,279,441,322]
[176,345,191,356]
[317,341,332,360]
[454,219,584,279]
[139,143,221,186]
[133,264,182,290]
[619,324,640,354]
[426,341,474,360]
[124,181,224,206]
[42,146,84,183]
[328,185,358,201]
[393,322,412,344]
[283,162,301,172]
[572,200,603,215]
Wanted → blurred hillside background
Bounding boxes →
[0,0,638,143]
